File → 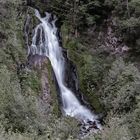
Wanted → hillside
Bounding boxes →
[0,0,140,139]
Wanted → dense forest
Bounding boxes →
[0,0,140,139]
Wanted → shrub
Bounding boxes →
[101,58,140,113]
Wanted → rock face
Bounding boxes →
[24,7,60,114]
[24,5,90,110]
[63,49,94,108]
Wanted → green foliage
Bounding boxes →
[19,68,41,96]
[79,54,105,113]
[0,0,46,135]
[99,58,140,139]
[0,65,17,111]
[101,58,140,112]
[0,116,79,140]
[119,17,140,29]
[105,0,140,52]
[100,116,133,140]
[43,117,79,140]
[1,0,140,139]
[129,0,140,16]
[34,0,105,34]
[0,64,78,138]
[125,96,140,139]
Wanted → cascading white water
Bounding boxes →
[29,10,101,130]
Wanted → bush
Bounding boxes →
[101,58,140,113]
[100,116,133,140]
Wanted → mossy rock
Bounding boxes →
[42,60,61,117]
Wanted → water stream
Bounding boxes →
[29,10,101,132]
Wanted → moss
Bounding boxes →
[19,69,41,96]
[43,61,61,117]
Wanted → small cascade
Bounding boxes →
[29,9,102,134]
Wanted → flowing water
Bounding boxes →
[29,10,101,132]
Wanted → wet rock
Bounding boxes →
[79,119,100,137]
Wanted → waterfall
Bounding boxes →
[29,10,101,130]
